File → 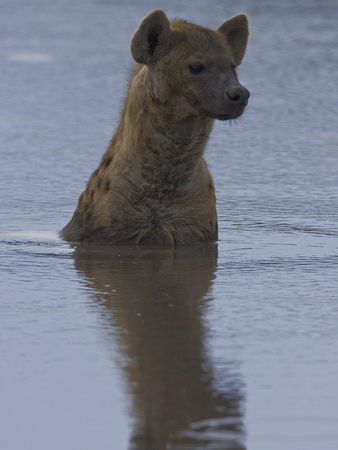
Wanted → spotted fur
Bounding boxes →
[60,10,249,245]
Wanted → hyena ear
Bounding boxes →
[131,10,171,65]
[218,14,249,66]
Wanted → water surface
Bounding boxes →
[1,0,338,449]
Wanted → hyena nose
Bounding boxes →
[226,85,250,105]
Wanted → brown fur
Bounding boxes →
[60,10,250,245]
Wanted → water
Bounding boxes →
[1,0,338,449]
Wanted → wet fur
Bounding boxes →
[60,11,249,245]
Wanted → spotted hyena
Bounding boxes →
[60,10,250,245]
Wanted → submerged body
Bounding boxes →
[60,10,250,245]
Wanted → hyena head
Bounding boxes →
[131,10,250,121]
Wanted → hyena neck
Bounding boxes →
[116,66,214,181]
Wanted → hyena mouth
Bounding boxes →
[198,108,246,121]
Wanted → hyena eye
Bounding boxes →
[189,63,205,74]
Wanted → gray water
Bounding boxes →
[1,0,338,449]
